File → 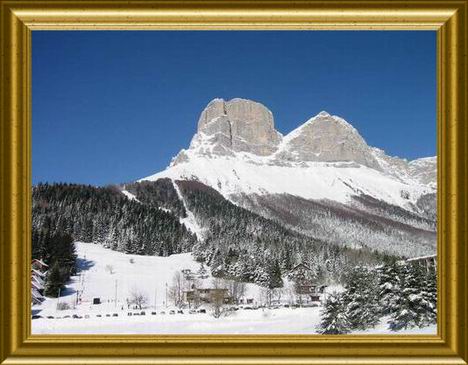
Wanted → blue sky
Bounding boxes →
[33,31,436,186]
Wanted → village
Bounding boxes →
[32,255,330,321]
[30,242,438,335]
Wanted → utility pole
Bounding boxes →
[114,279,118,308]
[154,287,157,309]
[56,287,61,312]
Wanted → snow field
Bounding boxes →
[143,155,432,209]
[32,242,437,335]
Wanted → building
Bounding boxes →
[183,281,232,306]
[289,263,327,304]
[31,259,48,305]
[32,259,49,272]
[406,254,437,273]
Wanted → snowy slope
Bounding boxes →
[32,245,436,335]
[171,180,205,239]
[33,242,262,316]
[141,155,433,210]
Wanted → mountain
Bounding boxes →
[32,98,436,287]
[142,98,436,259]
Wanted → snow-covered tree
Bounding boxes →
[319,292,351,334]
[378,261,401,316]
[342,266,380,330]
[388,263,433,331]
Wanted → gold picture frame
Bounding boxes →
[0,1,466,364]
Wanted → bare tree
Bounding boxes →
[282,281,296,306]
[209,278,227,318]
[168,271,186,308]
[227,280,246,305]
[129,287,148,310]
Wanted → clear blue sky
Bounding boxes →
[33,31,436,186]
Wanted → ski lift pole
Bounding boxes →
[114,279,118,307]
[154,287,157,309]
[56,287,61,312]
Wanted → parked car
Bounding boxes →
[32,315,42,320]
[140,311,146,316]
[63,315,71,319]
[46,316,54,319]
[72,314,80,319]
[127,312,132,316]
[169,310,176,315]
[188,309,196,314]
[105,314,111,317]
[197,309,206,314]
[177,310,183,314]
[151,312,157,315]
[112,313,118,317]
[160,311,166,315]
[96,314,102,317]
[84,314,90,319]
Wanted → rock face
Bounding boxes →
[277,111,381,170]
[194,98,282,156]
[408,157,437,187]
[170,97,436,188]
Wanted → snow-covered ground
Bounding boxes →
[32,242,437,335]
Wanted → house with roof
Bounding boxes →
[31,259,48,305]
[183,279,232,306]
[288,262,327,304]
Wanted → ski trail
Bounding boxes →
[172,180,204,240]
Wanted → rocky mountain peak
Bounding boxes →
[191,98,282,157]
[169,98,435,187]
[277,111,382,170]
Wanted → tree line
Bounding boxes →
[320,260,437,334]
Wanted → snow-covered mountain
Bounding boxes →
[137,98,437,259]
[142,98,436,215]
[32,98,437,291]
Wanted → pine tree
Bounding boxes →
[44,262,64,298]
[424,267,437,324]
[319,292,351,334]
[267,259,283,290]
[342,266,380,330]
[388,263,432,331]
[378,261,400,316]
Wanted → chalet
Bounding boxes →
[183,281,232,306]
[32,259,49,272]
[31,259,48,305]
[289,263,327,304]
[406,254,437,273]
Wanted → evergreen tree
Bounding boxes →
[267,259,283,289]
[319,292,351,334]
[378,261,400,316]
[44,262,64,297]
[388,263,433,331]
[424,267,437,324]
[342,266,380,330]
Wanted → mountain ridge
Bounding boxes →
[144,98,436,212]
[168,98,435,186]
